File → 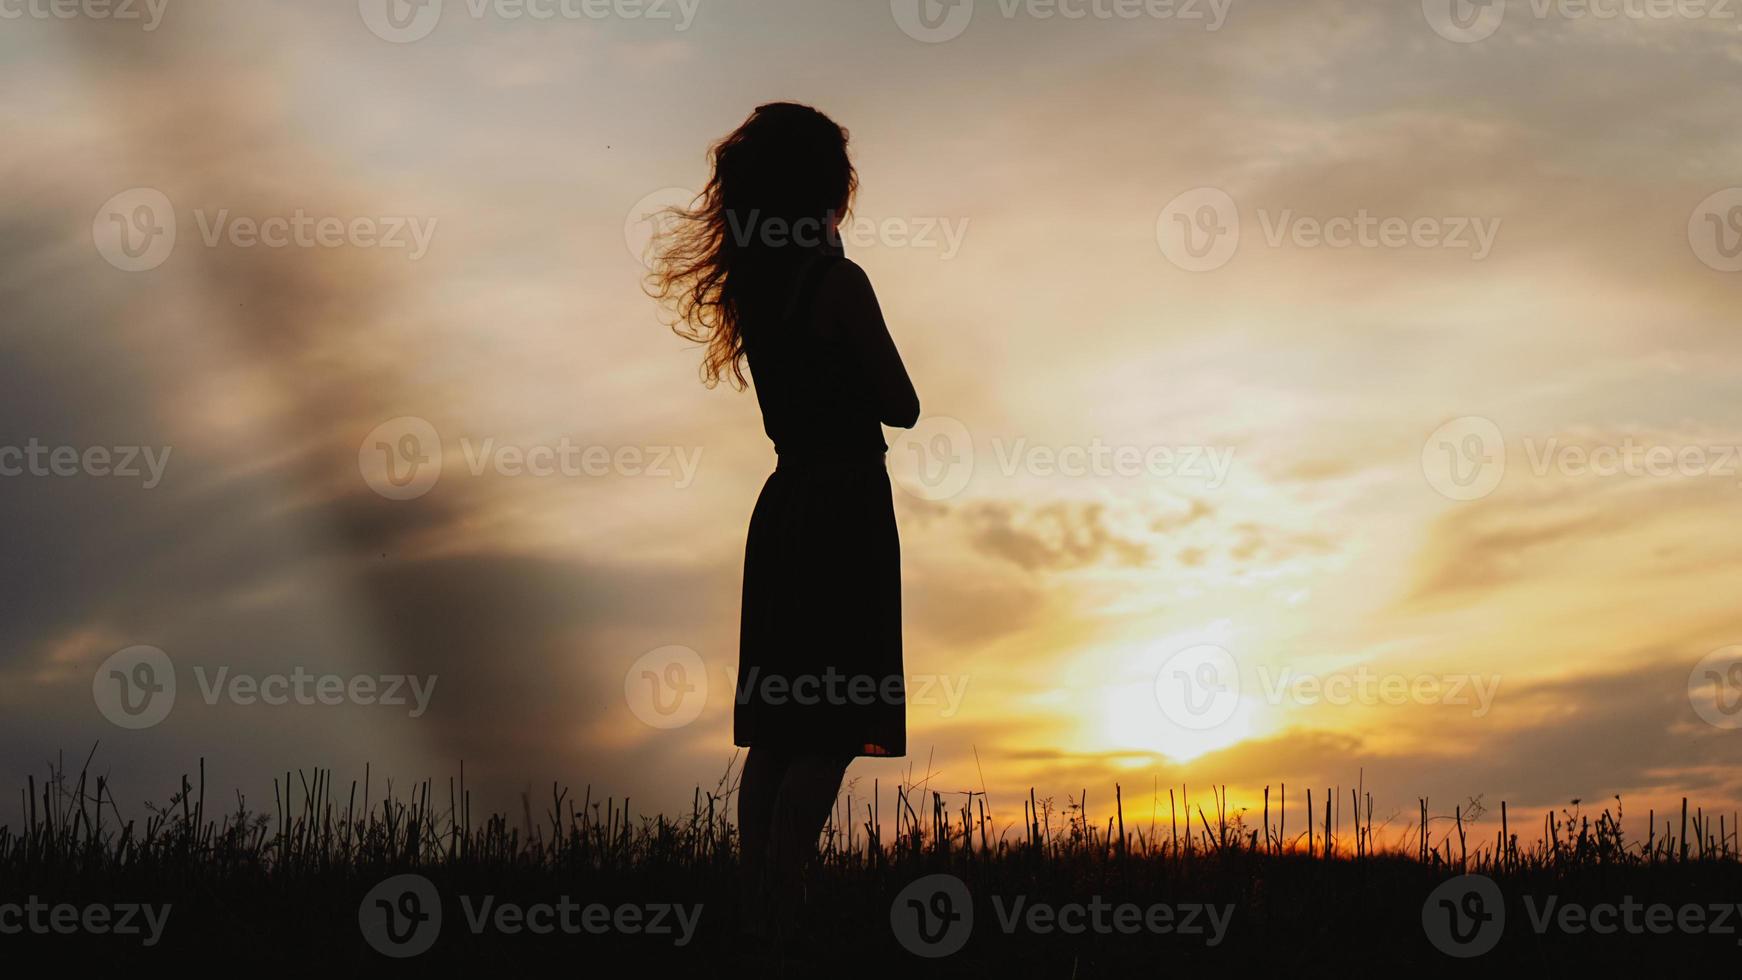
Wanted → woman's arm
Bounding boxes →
[821,259,921,429]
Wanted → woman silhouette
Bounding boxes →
[650,102,919,925]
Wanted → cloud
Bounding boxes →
[961,501,1151,572]
[1404,429,1742,607]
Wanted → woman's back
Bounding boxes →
[743,254,920,461]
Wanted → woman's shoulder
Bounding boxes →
[816,255,878,305]
[808,256,886,345]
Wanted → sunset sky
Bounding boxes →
[3,0,1741,849]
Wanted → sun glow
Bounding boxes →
[1097,679,1259,763]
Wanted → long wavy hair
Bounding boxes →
[649,103,858,389]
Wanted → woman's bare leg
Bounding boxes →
[766,751,852,911]
[740,747,852,941]
[738,746,789,934]
[739,746,786,872]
